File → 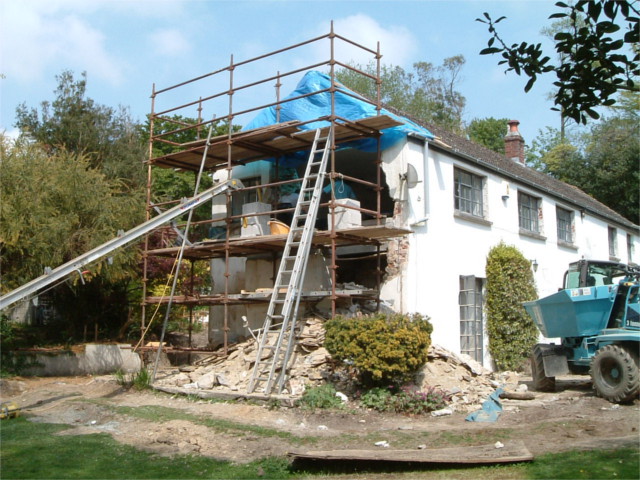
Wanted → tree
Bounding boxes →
[9,71,148,340]
[0,136,143,340]
[336,57,467,133]
[477,1,639,124]
[467,117,510,154]
[15,70,147,190]
[527,100,639,222]
[565,115,638,222]
[485,242,539,371]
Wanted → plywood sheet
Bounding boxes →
[289,441,533,465]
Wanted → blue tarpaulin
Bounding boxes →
[243,71,433,166]
[465,388,504,423]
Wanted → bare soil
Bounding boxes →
[1,372,638,464]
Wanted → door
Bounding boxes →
[459,275,485,363]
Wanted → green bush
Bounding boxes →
[296,384,344,410]
[324,313,433,386]
[360,385,450,414]
[485,242,539,371]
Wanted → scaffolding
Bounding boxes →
[142,24,410,358]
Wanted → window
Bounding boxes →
[608,227,618,258]
[518,191,540,233]
[556,207,574,243]
[454,168,484,217]
[628,234,635,263]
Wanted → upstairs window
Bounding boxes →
[608,227,618,258]
[556,206,574,244]
[518,191,541,233]
[454,168,484,218]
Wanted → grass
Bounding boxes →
[0,417,291,479]
[2,416,638,479]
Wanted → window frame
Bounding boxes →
[454,168,485,219]
[556,206,574,244]
[518,191,541,234]
[608,226,618,259]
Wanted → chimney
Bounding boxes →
[504,120,525,164]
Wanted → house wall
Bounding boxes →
[381,137,639,368]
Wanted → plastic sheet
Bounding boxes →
[465,387,504,423]
[243,71,433,166]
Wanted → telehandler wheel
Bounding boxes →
[590,344,639,403]
[531,344,555,392]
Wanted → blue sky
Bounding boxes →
[1,0,563,143]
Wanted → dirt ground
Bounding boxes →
[1,372,638,465]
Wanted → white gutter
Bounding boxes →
[408,132,430,227]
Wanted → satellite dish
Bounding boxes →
[400,164,421,189]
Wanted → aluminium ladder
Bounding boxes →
[247,127,333,394]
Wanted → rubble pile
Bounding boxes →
[154,317,332,395]
[417,344,520,412]
[154,316,520,411]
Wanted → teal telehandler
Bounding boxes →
[523,260,639,403]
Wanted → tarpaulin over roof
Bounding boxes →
[243,71,433,156]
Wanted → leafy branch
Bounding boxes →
[477,1,639,124]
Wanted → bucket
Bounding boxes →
[268,220,290,235]
[0,402,20,419]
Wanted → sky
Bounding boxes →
[0,0,564,144]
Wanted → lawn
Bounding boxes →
[1,417,638,479]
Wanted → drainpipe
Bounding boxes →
[408,132,430,226]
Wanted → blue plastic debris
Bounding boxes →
[465,387,504,423]
[243,70,433,164]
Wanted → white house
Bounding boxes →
[380,118,638,366]
[210,98,638,369]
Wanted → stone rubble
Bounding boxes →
[154,315,521,412]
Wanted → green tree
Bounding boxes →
[485,243,539,371]
[0,136,143,340]
[10,71,147,339]
[15,70,146,190]
[336,57,467,133]
[565,115,638,222]
[467,117,510,154]
[477,1,639,124]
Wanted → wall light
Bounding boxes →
[531,259,538,272]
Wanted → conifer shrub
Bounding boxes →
[485,242,539,371]
[324,313,432,386]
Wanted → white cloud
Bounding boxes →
[148,29,192,57]
[1,1,126,85]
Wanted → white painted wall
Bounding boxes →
[380,137,639,367]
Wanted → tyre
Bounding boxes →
[590,344,640,403]
[531,344,555,392]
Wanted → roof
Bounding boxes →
[416,119,638,232]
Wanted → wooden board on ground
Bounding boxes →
[289,441,533,465]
